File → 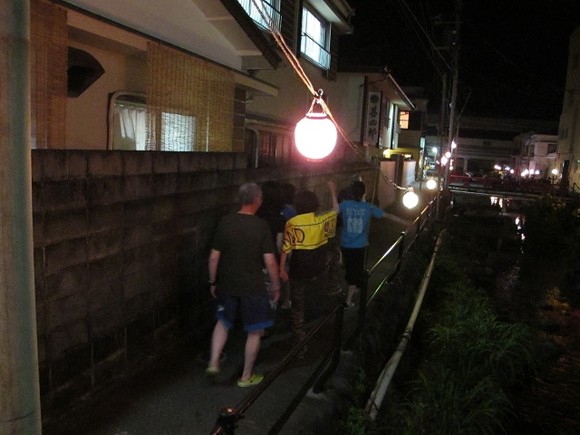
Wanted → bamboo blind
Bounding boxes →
[146,42,234,152]
[30,0,67,149]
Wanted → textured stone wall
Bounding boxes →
[31,149,373,414]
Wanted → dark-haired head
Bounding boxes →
[281,183,296,205]
[352,181,365,201]
[294,190,319,214]
[260,180,283,212]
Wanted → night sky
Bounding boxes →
[340,0,580,121]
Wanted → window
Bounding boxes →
[300,7,330,69]
[160,112,196,151]
[399,111,410,129]
[109,92,147,150]
[109,92,196,151]
[244,129,294,168]
[237,0,281,31]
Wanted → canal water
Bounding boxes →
[451,192,580,433]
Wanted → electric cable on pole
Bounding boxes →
[443,0,461,190]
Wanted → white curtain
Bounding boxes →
[113,105,147,150]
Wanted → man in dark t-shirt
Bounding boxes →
[207,182,280,387]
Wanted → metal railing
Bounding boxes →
[236,0,282,31]
[366,229,446,419]
[300,33,330,69]
[344,196,438,349]
[210,194,441,434]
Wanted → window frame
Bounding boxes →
[300,5,331,70]
[108,91,198,151]
[399,111,410,130]
[237,0,281,31]
[107,91,147,150]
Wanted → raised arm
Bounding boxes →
[328,180,339,213]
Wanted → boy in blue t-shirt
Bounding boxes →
[338,181,386,307]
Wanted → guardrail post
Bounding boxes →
[416,212,422,235]
[312,304,344,393]
[355,267,369,343]
[432,196,438,224]
[210,407,237,435]
[396,231,406,275]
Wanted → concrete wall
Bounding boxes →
[32,149,373,417]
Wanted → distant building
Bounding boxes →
[514,133,559,178]
[423,114,556,176]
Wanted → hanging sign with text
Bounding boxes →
[364,91,381,146]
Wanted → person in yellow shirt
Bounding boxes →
[279,181,338,358]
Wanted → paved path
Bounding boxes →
[43,194,418,435]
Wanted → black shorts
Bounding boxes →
[341,247,366,287]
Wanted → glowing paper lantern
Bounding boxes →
[426,178,438,190]
[402,189,419,209]
[295,112,337,160]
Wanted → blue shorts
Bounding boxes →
[216,292,274,332]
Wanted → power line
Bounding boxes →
[461,20,563,93]
[394,0,451,74]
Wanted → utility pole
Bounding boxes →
[0,1,43,433]
[443,0,461,190]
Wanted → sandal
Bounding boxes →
[237,373,264,388]
[205,366,220,376]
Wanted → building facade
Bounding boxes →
[556,26,580,190]
[30,0,420,171]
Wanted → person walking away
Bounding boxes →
[337,174,363,203]
[279,182,298,308]
[338,181,386,308]
[279,182,338,357]
[206,182,280,387]
[280,182,297,221]
[257,181,287,309]
[257,181,286,252]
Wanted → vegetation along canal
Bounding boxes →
[375,192,580,434]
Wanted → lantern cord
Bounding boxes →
[320,98,407,191]
[249,0,408,192]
